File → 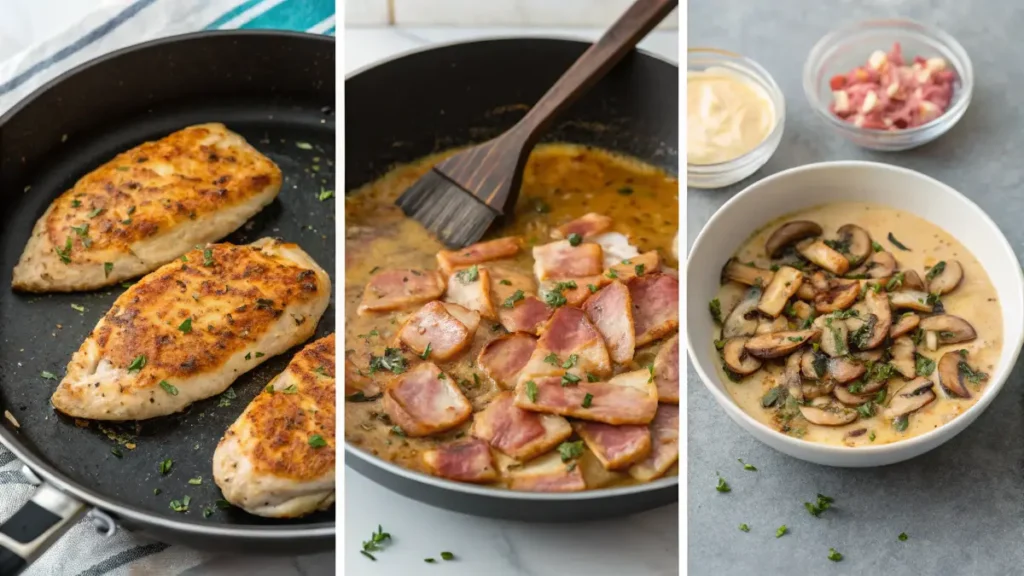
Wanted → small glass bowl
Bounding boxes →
[803,19,973,151]
[687,48,785,190]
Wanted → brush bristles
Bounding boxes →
[396,170,499,249]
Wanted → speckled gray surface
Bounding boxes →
[688,1,1024,574]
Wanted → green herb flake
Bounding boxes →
[169,497,190,512]
[925,261,946,282]
[739,523,750,532]
[635,263,645,276]
[203,507,214,518]
[588,284,599,293]
[543,290,567,308]
[104,262,114,277]
[318,188,334,201]
[295,141,313,150]
[561,354,579,369]
[737,458,757,471]
[41,370,57,380]
[804,493,834,517]
[525,380,538,403]
[898,532,909,541]
[159,459,173,475]
[54,236,73,264]
[894,414,909,432]
[915,353,936,377]
[561,373,581,387]
[606,268,619,279]
[567,233,583,247]
[716,476,731,493]
[440,552,455,561]
[159,381,179,396]
[499,279,512,286]
[283,384,298,394]
[369,348,407,375]
[502,290,525,308]
[709,298,722,323]
[111,447,123,458]
[776,525,788,538]
[202,248,215,267]
[828,548,843,562]
[557,440,584,462]
[618,186,634,196]
[888,232,910,251]
[420,343,432,360]
[188,477,202,485]
[872,240,883,252]
[178,317,192,334]
[586,372,600,383]
[456,265,480,284]
[127,354,146,372]
[582,393,594,408]
[87,208,104,219]
[308,434,328,448]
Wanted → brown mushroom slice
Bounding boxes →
[890,313,920,338]
[721,258,774,287]
[828,357,866,383]
[884,378,937,417]
[722,338,763,376]
[744,330,819,359]
[814,280,860,314]
[755,315,790,335]
[799,397,858,426]
[833,385,873,406]
[789,300,814,322]
[800,349,829,380]
[814,316,848,357]
[853,348,883,363]
[757,266,803,317]
[890,336,916,379]
[889,290,933,313]
[937,351,973,398]
[918,315,977,345]
[802,379,835,400]
[783,352,804,401]
[797,240,850,275]
[926,260,963,295]
[836,224,872,267]
[766,221,823,258]
[854,289,891,350]
[863,251,896,278]
[902,270,926,291]
[721,285,762,339]
[853,376,886,395]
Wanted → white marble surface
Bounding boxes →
[343,26,680,576]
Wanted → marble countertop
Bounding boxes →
[689,1,1024,575]
[343,26,679,576]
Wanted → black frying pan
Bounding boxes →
[0,31,334,573]
[345,38,678,522]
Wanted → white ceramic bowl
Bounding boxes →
[687,161,1024,467]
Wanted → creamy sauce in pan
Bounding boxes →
[715,202,1002,446]
[345,144,678,487]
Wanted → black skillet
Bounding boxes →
[345,38,678,522]
[0,31,334,573]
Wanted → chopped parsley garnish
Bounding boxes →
[71,199,81,208]
[159,381,178,396]
[886,272,904,291]
[543,353,559,366]
[893,414,909,432]
[345,391,383,403]
[869,431,877,441]
[178,318,192,334]
[776,525,788,538]
[71,223,89,236]
[737,458,757,471]
[914,353,935,377]
[871,241,883,252]
[567,233,583,247]
[360,525,392,561]
[557,440,584,462]
[87,208,104,219]
[318,188,334,201]
[255,352,265,358]
[202,248,215,267]
[110,447,123,458]
[41,370,57,380]
[525,380,538,402]
[440,552,455,561]
[282,385,298,394]
[804,493,834,517]
[390,426,405,437]
[543,290,567,308]
[887,232,910,251]
[127,354,146,372]
[561,373,581,387]
[582,393,593,408]
[898,532,909,541]
[308,434,327,448]
[587,284,599,293]
[553,280,578,291]
[104,262,113,277]
[618,186,634,195]
[203,507,214,518]
[828,548,843,562]
[188,477,202,485]
[499,279,512,286]
[787,336,804,342]
[606,268,619,279]
[586,373,600,382]
[455,265,479,284]
[925,261,946,282]
[245,353,251,360]
[295,141,313,150]
[561,353,579,369]
[856,402,875,419]
[716,476,731,493]
[635,264,645,276]
[369,348,407,375]
[420,343,432,360]
[159,459,173,475]
[54,236,72,264]
[502,290,525,308]
[709,298,722,323]
[169,496,190,513]
[959,360,988,384]
[739,524,750,532]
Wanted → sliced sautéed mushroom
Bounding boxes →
[346,145,679,490]
[709,202,1002,446]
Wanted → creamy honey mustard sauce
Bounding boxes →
[687,68,775,165]
[714,202,1002,447]
[346,144,679,488]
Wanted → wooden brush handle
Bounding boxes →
[435,0,677,214]
[513,0,678,144]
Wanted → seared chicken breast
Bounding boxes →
[50,238,330,420]
[213,334,335,518]
[13,123,282,292]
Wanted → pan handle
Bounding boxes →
[0,467,88,576]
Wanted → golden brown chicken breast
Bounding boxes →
[12,123,281,292]
[50,238,331,420]
[213,334,335,518]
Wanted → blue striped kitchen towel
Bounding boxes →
[0,3,335,575]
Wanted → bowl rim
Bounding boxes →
[802,17,974,137]
[686,47,786,171]
[686,160,1024,457]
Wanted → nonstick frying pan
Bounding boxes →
[345,38,678,522]
[0,31,334,572]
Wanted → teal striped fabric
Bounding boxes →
[206,0,335,35]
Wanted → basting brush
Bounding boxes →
[396,0,678,249]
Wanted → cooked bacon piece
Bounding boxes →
[397,301,475,361]
[343,356,379,398]
[582,280,635,364]
[478,333,537,389]
[552,213,614,240]
[573,421,652,470]
[358,269,445,314]
[519,307,612,380]
[441,302,481,335]
[437,236,521,276]
[628,273,679,346]
[653,334,679,404]
[628,405,679,482]
[445,267,497,320]
[423,438,498,483]
[497,296,552,335]
[506,451,586,492]
[488,265,536,298]
[542,275,607,307]
[383,362,472,437]
[515,369,658,425]
[533,240,604,281]
[605,251,661,283]
[471,392,571,461]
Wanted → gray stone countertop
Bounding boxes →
[688,1,1024,574]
